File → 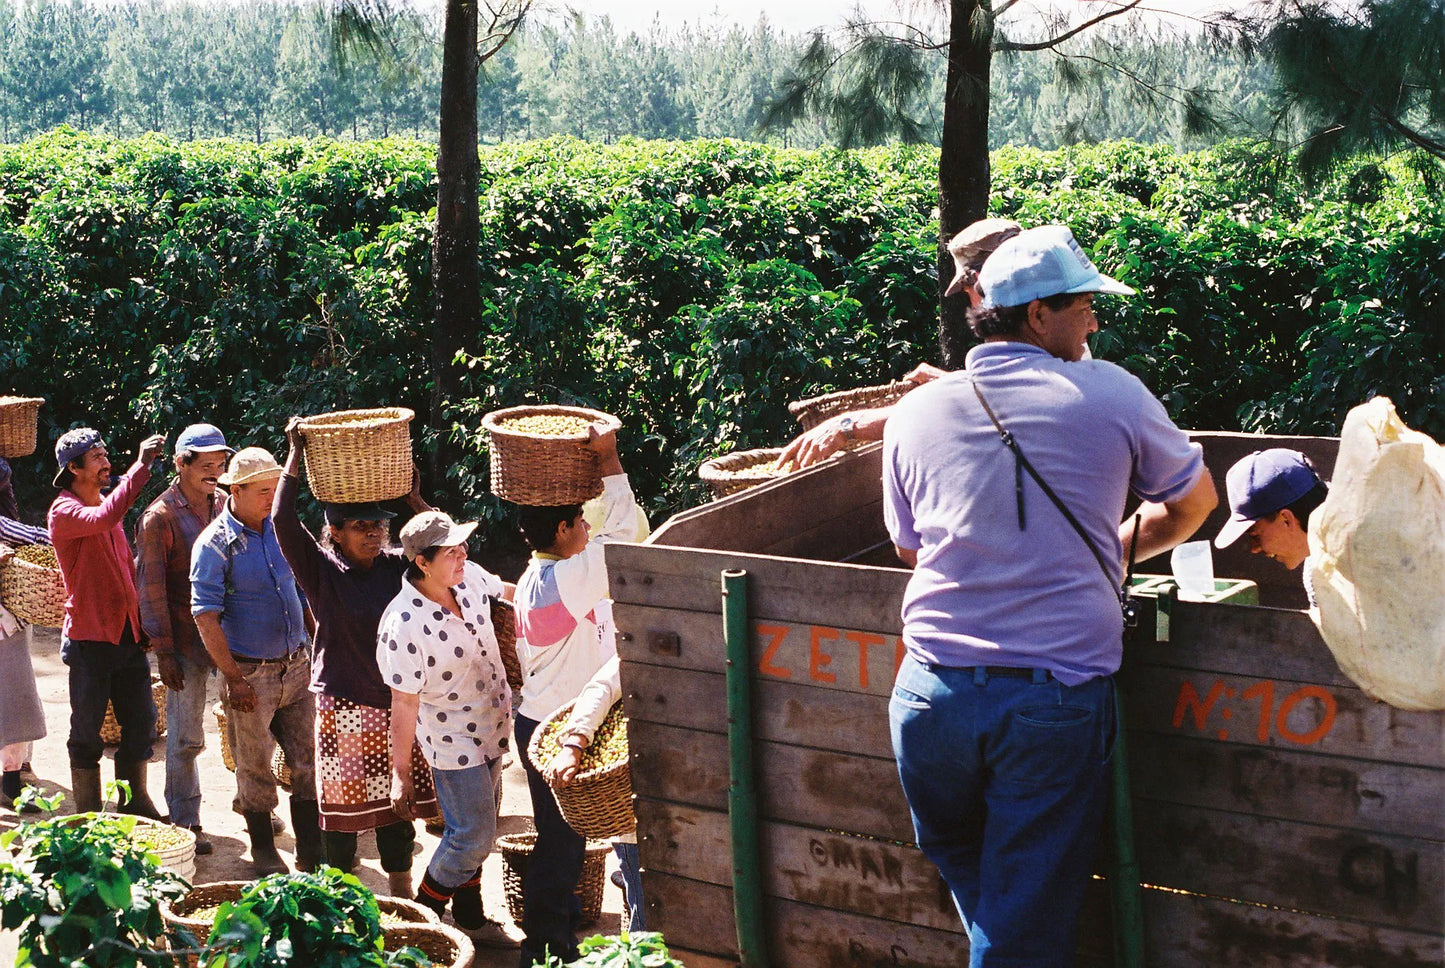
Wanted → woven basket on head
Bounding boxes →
[100,678,166,746]
[526,699,634,840]
[0,554,65,628]
[491,597,523,694]
[297,408,415,504]
[383,923,475,968]
[481,405,621,506]
[787,381,913,442]
[213,703,291,785]
[498,831,609,926]
[697,448,789,499]
[0,397,44,458]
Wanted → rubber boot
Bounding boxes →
[244,810,290,876]
[113,759,165,821]
[2,769,38,813]
[71,766,102,813]
[323,829,359,873]
[386,869,414,899]
[290,798,323,872]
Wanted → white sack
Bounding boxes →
[1309,397,1445,710]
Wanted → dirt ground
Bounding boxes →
[0,626,624,968]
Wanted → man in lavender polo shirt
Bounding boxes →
[883,225,1218,967]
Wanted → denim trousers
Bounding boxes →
[61,630,155,768]
[427,758,502,888]
[163,651,214,827]
[515,714,584,966]
[612,840,646,932]
[225,651,316,813]
[889,655,1115,968]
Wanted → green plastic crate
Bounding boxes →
[1127,574,1258,641]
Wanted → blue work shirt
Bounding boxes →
[190,503,307,660]
[883,342,1204,685]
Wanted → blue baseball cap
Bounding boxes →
[979,225,1136,309]
[53,428,105,487]
[1214,449,1323,549]
[175,423,233,457]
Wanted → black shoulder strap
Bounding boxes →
[968,375,1125,606]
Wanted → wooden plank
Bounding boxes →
[620,661,893,757]
[643,869,973,968]
[628,719,913,843]
[615,603,904,699]
[1145,600,1364,687]
[1141,885,1444,968]
[1132,801,1443,933]
[1120,664,1445,768]
[648,444,885,557]
[756,498,889,562]
[1128,732,1445,841]
[607,542,909,634]
[634,799,957,932]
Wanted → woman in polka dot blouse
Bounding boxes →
[377,508,522,949]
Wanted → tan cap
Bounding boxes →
[216,447,282,487]
[945,217,1023,298]
[400,510,478,558]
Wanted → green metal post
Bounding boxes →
[722,569,770,968]
[1110,681,1146,968]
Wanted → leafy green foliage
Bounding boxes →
[532,932,684,967]
[0,811,189,968]
[201,868,428,968]
[0,133,1439,553]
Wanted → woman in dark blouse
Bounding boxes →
[272,418,438,897]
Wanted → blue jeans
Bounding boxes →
[515,714,584,967]
[428,758,501,889]
[889,655,1115,968]
[61,630,155,768]
[612,840,646,932]
[163,652,213,827]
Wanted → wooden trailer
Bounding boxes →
[606,433,1445,968]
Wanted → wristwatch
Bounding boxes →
[837,416,855,441]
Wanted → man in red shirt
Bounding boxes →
[48,427,167,815]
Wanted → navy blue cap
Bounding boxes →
[175,423,233,456]
[53,428,104,487]
[1214,449,1322,549]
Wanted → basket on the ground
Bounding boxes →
[384,923,474,968]
[163,879,247,965]
[0,396,44,458]
[498,832,609,926]
[100,677,167,746]
[526,700,634,839]
[129,815,196,883]
[376,896,441,924]
[0,546,65,628]
[297,408,415,504]
[698,448,789,499]
[214,703,291,785]
[492,597,523,694]
[481,405,621,506]
[788,381,913,436]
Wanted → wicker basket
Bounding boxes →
[492,598,523,694]
[162,879,249,966]
[787,381,913,434]
[0,553,65,628]
[384,923,475,968]
[697,448,789,499]
[0,397,44,458]
[526,700,634,840]
[129,815,196,883]
[481,405,622,506]
[214,703,291,784]
[100,678,167,746]
[297,408,415,504]
[377,896,441,924]
[498,832,609,927]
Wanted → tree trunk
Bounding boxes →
[431,0,480,484]
[937,0,993,367]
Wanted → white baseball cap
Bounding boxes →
[979,225,1136,309]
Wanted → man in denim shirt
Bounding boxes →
[191,446,320,875]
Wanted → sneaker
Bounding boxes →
[453,915,523,949]
[189,826,214,856]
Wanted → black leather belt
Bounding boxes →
[968,666,1053,680]
[232,649,305,666]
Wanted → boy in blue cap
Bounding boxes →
[1214,449,1329,595]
